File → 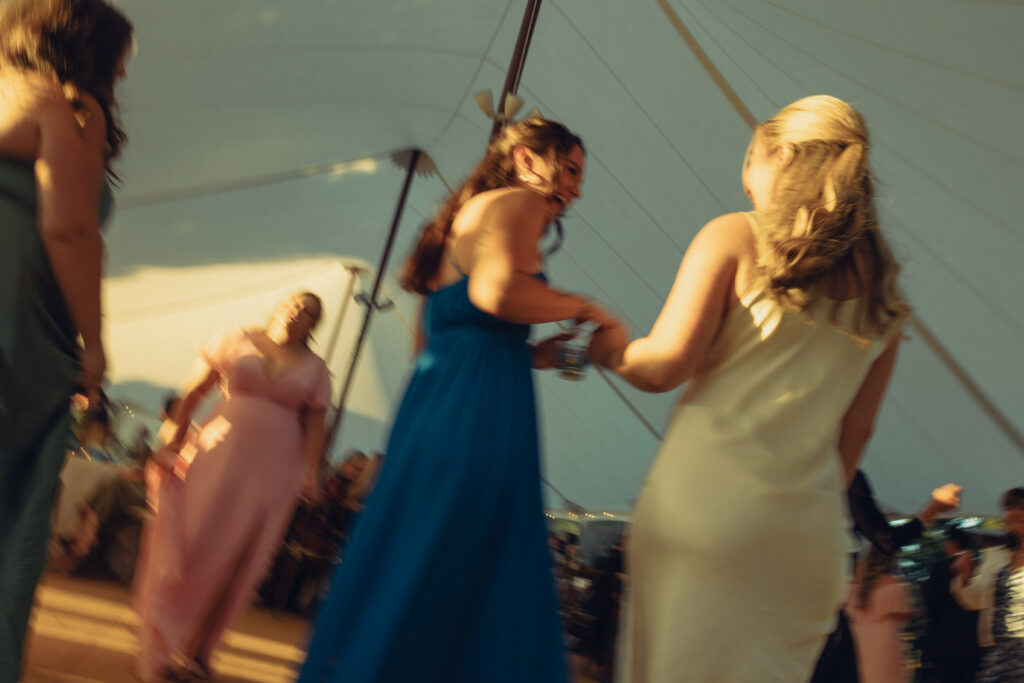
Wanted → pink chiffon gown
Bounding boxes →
[845,576,913,683]
[133,330,330,681]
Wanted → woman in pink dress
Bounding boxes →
[845,546,916,683]
[133,291,331,682]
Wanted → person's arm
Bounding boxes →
[413,297,428,357]
[35,91,108,391]
[848,472,959,553]
[467,190,615,326]
[838,335,900,484]
[589,213,743,393]
[168,364,220,450]
[914,484,963,526]
[950,549,998,611]
[530,332,576,370]
[299,407,327,504]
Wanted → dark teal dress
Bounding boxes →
[299,276,568,682]
[0,156,111,678]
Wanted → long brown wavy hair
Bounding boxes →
[0,0,133,178]
[854,545,896,609]
[748,95,910,340]
[400,118,584,295]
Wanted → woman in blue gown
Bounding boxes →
[299,119,621,682]
[0,1,133,677]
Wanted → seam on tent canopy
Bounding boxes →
[537,374,656,508]
[691,0,803,103]
[117,148,397,208]
[550,0,731,216]
[884,212,1024,338]
[206,44,489,61]
[671,0,778,107]
[557,249,635,319]
[424,0,518,152]
[886,392,984,489]
[760,0,1024,93]
[907,316,1024,454]
[718,0,1024,167]
[562,209,670,301]
[656,0,759,131]
[593,365,664,440]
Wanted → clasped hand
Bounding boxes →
[531,300,628,370]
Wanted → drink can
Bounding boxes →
[558,340,589,381]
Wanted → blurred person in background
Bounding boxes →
[845,546,915,683]
[921,526,980,683]
[133,292,330,682]
[951,487,1024,683]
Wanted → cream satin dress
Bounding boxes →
[618,214,891,683]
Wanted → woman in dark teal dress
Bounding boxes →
[299,119,622,682]
[0,1,132,677]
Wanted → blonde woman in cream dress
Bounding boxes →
[590,95,910,682]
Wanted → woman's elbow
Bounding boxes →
[638,376,680,394]
[623,362,687,394]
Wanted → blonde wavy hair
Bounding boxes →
[748,95,910,341]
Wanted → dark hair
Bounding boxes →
[1002,487,1024,510]
[945,526,973,551]
[855,545,895,609]
[0,0,133,177]
[293,290,324,348]
[297,291,324,327]
[997,487,1024,550]
[400,118,584,294]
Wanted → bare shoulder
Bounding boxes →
[33,82,105,147]
[695,212,757,248]
[463,187,544,220]
[685,212,757,265]
[455,187,546,237]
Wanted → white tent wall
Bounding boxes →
[105,0,1024,516]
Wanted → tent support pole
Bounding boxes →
[490,0,544,140]
[323,264,363,372]
[324,149,422,458]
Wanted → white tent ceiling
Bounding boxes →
[103,0,1024,516]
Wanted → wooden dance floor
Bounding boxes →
[22,572,310,682]
[21,572,602,682]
